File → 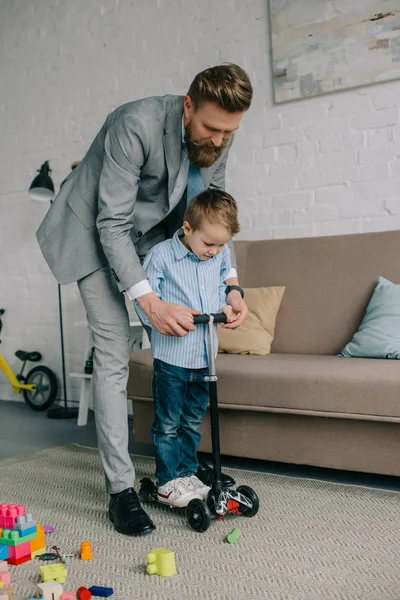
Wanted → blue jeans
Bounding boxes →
[151,359,209,487]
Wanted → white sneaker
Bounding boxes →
[187,475,211,500]
[157,478,203,508]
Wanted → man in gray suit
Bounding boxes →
[37,64,253,536]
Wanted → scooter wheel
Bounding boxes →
[186,499,212,532]
[236,485,260,518]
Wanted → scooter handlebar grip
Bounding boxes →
[193,313,227,325]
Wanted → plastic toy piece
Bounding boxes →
[7,555,31,566]
[88,586,113,597]
[145,547,176,577]
[0,582,3,589]
[38,553,58,561]
[80,541,92,560]
[61,593,77,600]
[0,562,7,573]
[31,523,46,556]
[0,505,25,530]
[0,549,7,562]
[40,563,68,584]
[0,572,10,586]
[77,587,92,600]
[1,587,14,600]
[43,525,55,534]
[226,527,241,544]
[38,580,63,600]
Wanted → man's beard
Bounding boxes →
[184,122,229,168]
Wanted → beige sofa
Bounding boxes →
[128,230,400,477]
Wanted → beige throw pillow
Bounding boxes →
[218,287,285,355]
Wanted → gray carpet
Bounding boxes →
[1,445,400,600]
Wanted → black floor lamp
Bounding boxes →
[29,161,79,420]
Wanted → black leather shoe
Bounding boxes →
[109,488,155,536]
[196,458,236,489]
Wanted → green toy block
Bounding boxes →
[40,563,68,584]
[226,528,241,544]
[0,530,37,546]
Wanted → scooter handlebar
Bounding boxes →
[193,313,227,325]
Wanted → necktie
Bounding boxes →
[187,163,205,206]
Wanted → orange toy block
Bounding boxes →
[30,523,45,555]
[80,541,92,560]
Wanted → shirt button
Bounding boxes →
[136,231,143,238]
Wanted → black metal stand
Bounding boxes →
[47,283,78,419]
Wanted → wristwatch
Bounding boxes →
[225,285,244,298]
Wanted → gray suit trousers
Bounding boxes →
[78,265,134,494]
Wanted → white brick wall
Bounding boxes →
[0,0,399,402]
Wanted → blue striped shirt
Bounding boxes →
[135,229,231,368]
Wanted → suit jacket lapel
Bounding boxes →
[163,97,184,200]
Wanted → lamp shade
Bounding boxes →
[29,160,55,202]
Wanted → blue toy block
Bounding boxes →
[18,525,36,537]
[88,586,114,597]
[0,546,8,560]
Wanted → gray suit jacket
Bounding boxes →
[36,95,235,290]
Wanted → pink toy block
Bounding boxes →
[0,572,11,586]
[8,542,31,560]
[0,562,7,573]
[62,593,77,600]
[0,505,25,529]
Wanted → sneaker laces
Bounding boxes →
[174,477,194,496]
[120,488,142,511]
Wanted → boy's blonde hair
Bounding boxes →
[187,64,253,113]
[184,189,240,236]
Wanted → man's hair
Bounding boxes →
[184,189,240,236]
[187,64,252,113]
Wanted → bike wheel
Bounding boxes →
[23,366,58,411]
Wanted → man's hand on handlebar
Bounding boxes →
[137,293,199,337]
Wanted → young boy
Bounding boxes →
[135,188,240,508]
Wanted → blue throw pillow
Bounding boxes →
[340,276,400,359]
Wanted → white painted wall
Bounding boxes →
[1,0,399,402]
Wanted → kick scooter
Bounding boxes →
[139,313,259,532]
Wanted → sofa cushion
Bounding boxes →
[128,350,400,420]
[340,276,400,359]
[218,286,285,355]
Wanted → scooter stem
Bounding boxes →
[206,316,223,493]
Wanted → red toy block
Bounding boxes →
[7,554,31,566]
[77,587,92,600]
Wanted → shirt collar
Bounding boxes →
[172,228,202,262]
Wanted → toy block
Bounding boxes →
[38,580,63,600]
[8,541,31,560]
[40,563,67,584]
[1,587,14,600]
[61,593,77,600]
[14,514,34,530]
[0,549,7,562]
[31,523,45,555]
[77,588,92,600]
[0,562,7,573]
[145,547,176,577]
[0,573,10,586]
[0,505,24,530]
[32,548,46,558]
[0,582,3,589]
[0,529,37,547]
[7,554,31,566]
[80,541,92,560]
[0,504,25,529]
[88,586,113,597]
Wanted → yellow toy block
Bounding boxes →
[0,581,3,588]
[80,541,92,560]
[146,547,176,577]
[40,563,67,584]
